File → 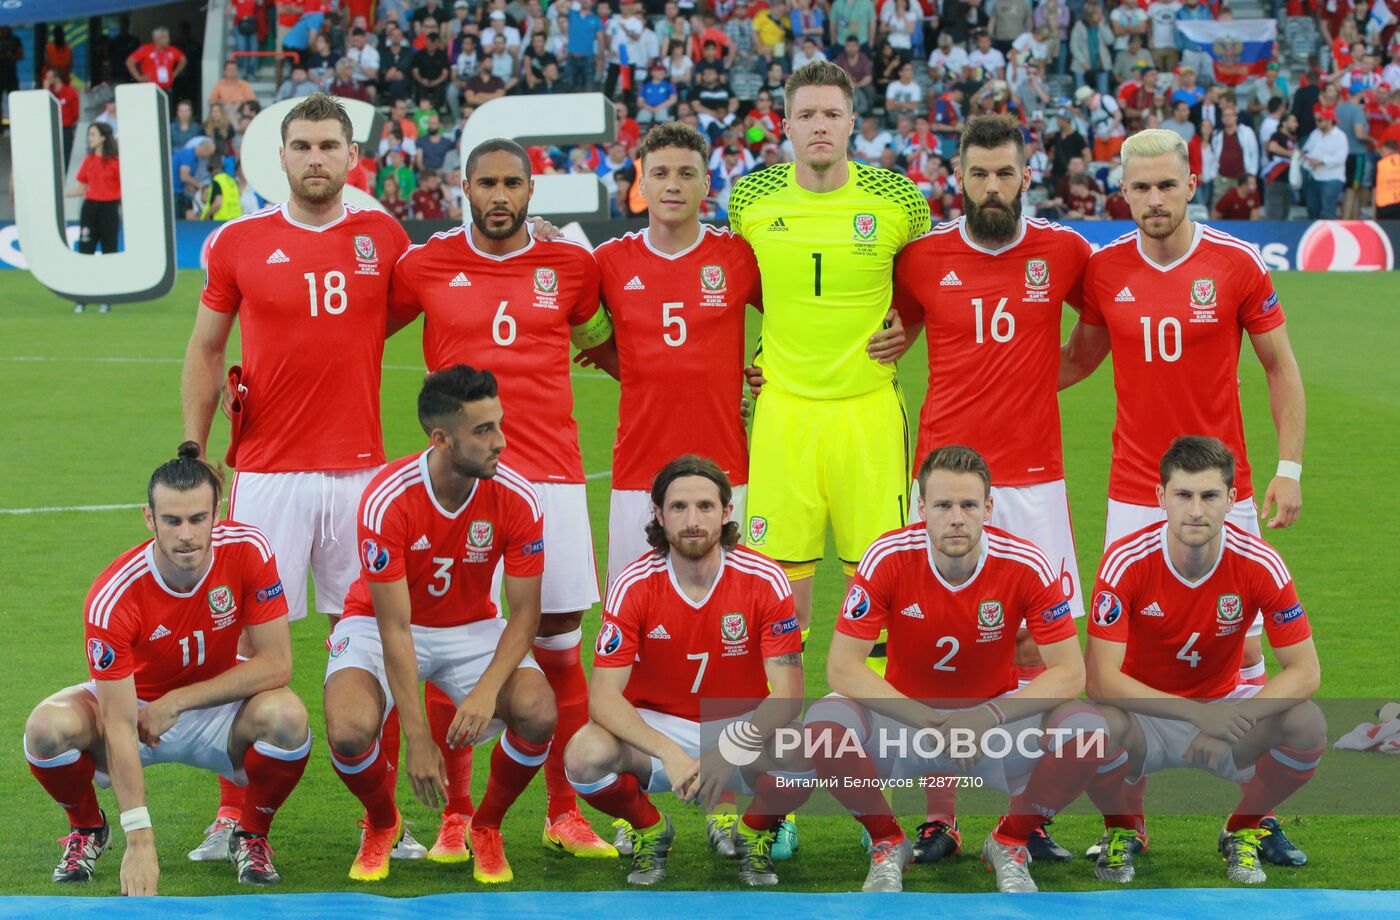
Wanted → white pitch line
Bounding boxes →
[0,356,611,380]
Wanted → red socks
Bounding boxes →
[332,735,398,829]
[807,720,901,843]
[534,632,589,820]
[426,682,476,817]
[1227,745,1322,832]
[742,772,811,832]
[27,745,103,829]
[995,707,1111,845]
[576,770,662,829]
[217,775,247,822]
[1087,748,1147,837]
[474,730,549,829]
[382,706,401,795]
[923,780,957,826]
[237,735,311,836]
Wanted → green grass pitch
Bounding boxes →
[0,268,1396,896]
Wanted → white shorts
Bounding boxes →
[634,707,756,795]
[912,479,1083,618]
[228,467,380,620]
[1132,683,1261,784]
[806,692,1043,796]
[323,614,542,742]
[490,481,599,615]
[79,681,245,784]
[1104,497,1264,637]
[607,485,748,591]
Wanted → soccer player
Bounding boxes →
[727,60,930,644]
[563,455,805,886]
[324,366,557,884]
[891,114,1093,864]
[23,445,311,892]
[802,445,1109,893]
[1083,437,1323,885]
[388,138,615,858]
[1061,127,1308,865]
[181,93,416,859]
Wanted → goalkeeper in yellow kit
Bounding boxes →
[729,60,930,642]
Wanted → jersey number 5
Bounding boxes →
[304,271,348,316]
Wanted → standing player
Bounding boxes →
[1060,128,1308,865]
[181,93,416,859]
[23,445,311,892]
[727,59,930,654]
[564,455,805,886]
[801,445,1109,894]
[388,138,615,858]
[324,366,558,884]
[1083,437,1323,885]
[891,114,1092,864]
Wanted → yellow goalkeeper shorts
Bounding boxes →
[744,381,910,566]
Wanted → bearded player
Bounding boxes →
[181,93,419,859]
[564,455,805,887]
[387,138,615,859]
[1083,437,1323,886]
[324,366,557,884]
[24,445,311,893]
[1061,128,1308,867]
[889,114,1092,866]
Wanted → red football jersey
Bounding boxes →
[894,217,1091,486]
[83,523,288,702]
[202,204,410,474]
[129,43,185,89]
[1087,521,1311,699]
[1080,224,1286,504]
[837,524,1077,701]
[389,228,602,484]
[595,226,762,491]
[342,451,545,627]
[594,546,800,720]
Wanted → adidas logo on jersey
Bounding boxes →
[449,272,471,287]
[148,624,171,641]
[767,218,789,232]
[1140,602,1165,617]
[647,624,672,639]
[899,603,924,619]
[1115,287,1135,302]
[624,275,646,291]
[266,249,290,264]
[410,535,431,551]
[939,271,962,286]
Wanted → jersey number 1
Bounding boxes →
[811,252,822,297]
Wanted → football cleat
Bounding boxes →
[1093,827,1141,883]
[1258,817,1307,866]
[470,822,514,884]
[862,834,911,893]
[1219,826,1269,885]
[981,834,1037,893]
[1085,827,1147,859]
[625,814,676,886]
[350,812,401,882]
[706,812,738,857]
[188,816,238,862]
[428,813,471,864]
[732,821,779,886]
[51,817,111,883]
[543,809,617,857]
[393,824,428,859]
[612,818,633,856]
[771,814,798,860]
[912,819,962,863]
[1027,821,1073,862]
[230,831,281,885]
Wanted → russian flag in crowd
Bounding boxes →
[1175,18,1277,86]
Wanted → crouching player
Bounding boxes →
[1084,436,1323,885]
[804,445,1110,893]
[564,455,806,886]
[24,444,311,893]
[324,365,556,884]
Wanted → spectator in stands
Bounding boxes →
[637,61,679,122]
[330,57,372,100]
[379,25,416,100]
[875,42,904,101]
[65,122,121,313]
[201,157,244,221]
[127,26,187,95]
[1113,37,1153,86]
[1144,0,1179,74]
[106,16,141,84]
[204,102,236,156]
[170,99,201,150]
[464,53,508,104]
[43,25,73,83]
[275,65,320,100]
[1259,95,1285,152]
[754,0,793,63]
[711,141,751,211]
[880,0,921,61]
[792,0,826,48]
[830,0,878,53]
[692,63,736,137]
[379,171,413,219]
[411,169,451,218]
[533,58,567,91]
[927,31,969,87]
[482,8,522,50]
[987,0,1031,56]
[1161,98,1196,141]
[1076,84,1125,158]
[1211,104,1258,201]
[1066,172,1103,217]
[210,60,257,109]
[43,70,79,165]
[724,0,759,68]
[1171,63,1204,107]
[853,113,895,161]
[1191,115,1218,205]
[665,39,694,87]
[1070,5,1112,94]
[793,36,826,69]
[1108,0,1147,57]
[760,59,788,102]
[1334,87,1372,218]
[413,30,452,109]
[521,29,558,90]
[416,112,455,171]
[173,137,216,218]
[1015,58,1052,117]
[304,32,338,86]
[1376,138,1400,220]
[1212,174,1262,220]
[348,28,381,99]
[565,0,604,89]
[486,34,518,92]
[1173,0,1213,75]
[837,37,877,113]
[1035,0,1070,75]
[967,29,1007,79]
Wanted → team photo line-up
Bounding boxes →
[22,56,1316,897]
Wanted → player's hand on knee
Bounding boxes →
[406,733,448,811]
[447,689,496,748]
[1262,475,1301,529]
[120,836,159,896]
[137,699,179,747]
[1194,704,1253,744]
[1183,731,1231,772]
[664,752,700,801]
[688,749,733,809]
[743,364,766,399]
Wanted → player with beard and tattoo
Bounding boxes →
[387,138,618,865]
[889,115,1092,866]
[182,93,417,863]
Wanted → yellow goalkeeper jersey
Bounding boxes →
[728,161,930,400]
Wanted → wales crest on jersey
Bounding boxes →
[853,213,877,241]
[1192,277,1218,308]
[208,585,235,615]
[534,267,558,294]
[721,612,748,643]
[354,235,377,262]
[701,264,726,292]
[1025,258,1050,290]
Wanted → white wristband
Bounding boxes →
[1276,461,1302,481]
[120,807,152,834]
